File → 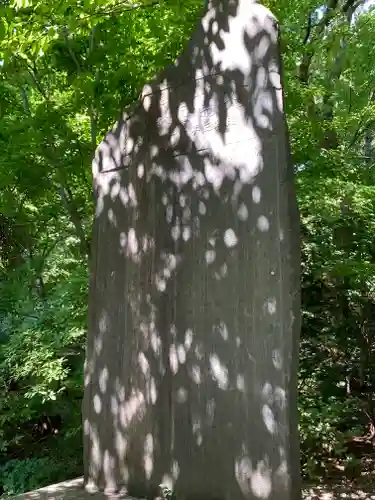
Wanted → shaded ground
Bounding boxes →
[303,481,375,500]
[303,438,375,499]
[8,476,375,500]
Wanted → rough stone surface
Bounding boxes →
[83,1,301,499]
[8,478,133,500]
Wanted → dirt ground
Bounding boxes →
[303,460,375,499]
[302,482,375,500]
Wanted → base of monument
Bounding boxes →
[9,478,141,500]
[8,478,368,500]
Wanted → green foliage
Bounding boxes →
[0,451,82,496]
[0,458,57,497]
[0,239,86,479]
[0,0,375,493]
[299,384,362,476]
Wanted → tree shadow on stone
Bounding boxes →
[83,1,301,500]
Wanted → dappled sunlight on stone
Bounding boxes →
[98,368,109,393]
[184,329,193,349]
[261,382,275,405]
[137,352,150,376]
[257,215,270,231]
[93,394,102,414]
[224,228,238,247]
[119,390,146,428]
[274,387,286,411]
[235,456,272,499]
[160,474,174,491]
[143,434,154,480]
[209,353,229,389]
[115,431,127,457]
[84,0,301,498]
[265,297,277,315]
[176,387,188,403]
[190,364,202,385]
[176,344,187,364]
[236,374,245,391]
[205,249,216,264]
[169,344,179,374]
[250,460,272,499]
[252,185,261,203]
[171,460,180,481]
[272,349,283,370]
[103,451,116,493]
[262,404,276,435]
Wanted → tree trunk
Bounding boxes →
[83,1,301,499]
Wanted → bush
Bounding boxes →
[0,458,59,497]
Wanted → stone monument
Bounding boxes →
[84,1,301,499]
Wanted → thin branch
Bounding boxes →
[348,86,353,114]
[24,61,49,100]
[88,26,98,151]
[303,12,313,45]
[347,91,375,150]
[80,0,164,20]
[348,120,366,150]
[62,26,98,151]
[62,27,82,74]
[343,0,365,14]
[298,0,339,84]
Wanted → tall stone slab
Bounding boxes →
[83,1,301,499]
